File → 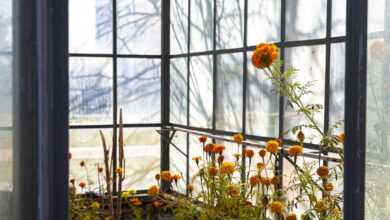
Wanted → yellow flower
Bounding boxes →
[266,140,280,153]
[244,149,255,158]
[130,197,142,206]
[270,201,284,214]
[90,202,100,210]
[336,132,345,143]
[252,43,279,69]
[148,185,160,197]
[220,162,236,175]
[161,171,172,182]
[286,213,297,220]
[317,166,330,178]
[288,145,303,156]
[233,133,244,144]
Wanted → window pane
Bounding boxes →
[216,53,243,132]
[69,58,113,125]
[69,0,112,53]
[122,128,160,189]
[170,132,187,194]
[170,58,187,125]
[331,0,346,37]
[117,0,161,55]
[0,1,12,52]
[286,0,326,41]
[190,0,214,52]
[247,0,281,46]
[216,0,244,49]
[118,58,161,124]
[284,46,326,143]
[69,129,113,192]
[189,55,213,128]
[246,51,279,137]
[329,43,345,133]
[0,56,12,127]
[171,0,188,54]
[0,130,12,190]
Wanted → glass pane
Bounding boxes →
[286,0,326,41]
[247,0,281,46]
[170,58,187,125]
[216,0,244,49]
[69,129,112,193]
[69,0,112,53]
[171,0,188,54]
[170,145,187,194]
[284,46,326,143]
[69,57,113,125]
[190,0,214,52]
[215,53,243,132]
[246,51,279,138]
[117,0,161,55]
[117,58,161,124]
[331,0,346,37]
[0,56,12,127]
[366,2,390,218]
[188,134,204,194]
[189,55,213,128]
[329,43,345,133]
[122,128,160,189]
[0,1,12,51]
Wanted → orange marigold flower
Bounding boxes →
[270,201,284,214]
[199,135,207,143]
[324,182,334,192]
[80,160,85,167]
[213,144,226,154]
[233,153,241,161]
[260,176,272,186]
[286,213,297,220]
[336,132,345,143]
[153,201,163,208]
[161,171,172,182]
[288,145,303,156]
[148,185,160,196]
[317,166,330,178]
[249,176,260,187]
[203,143,215,153]
[187,184,194,192]
[259,149,267,158]
[227,185,240,197]
[266,140,280,153]
[217,155,224,164]
[130,197,142,206]
[79,181,86,189]
[316,201,327,212]
[155,174,161,181]
[244,149,255,158]
[208,167,218,176]
[115,167,124,175]
[256,162,265,170]
[172,174,182,183]
[271,176,280,185]
[233,133,244,144]
[192,156,201,166]
[297,130,305,142]
[220,162,236,175]
[252,43,279,69]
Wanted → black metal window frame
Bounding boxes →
[167,0,347,189]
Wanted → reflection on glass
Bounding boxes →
[247,0,280,46]
[0,57,12,127]
[246,51,279,137]
[69,58,113,125]
[216,0,244,49]
[190,0,214,52]
[69,0,112,53]
[170,58,187,125]
[331,0,346,37]
[189,55,213,128]
[284,46,326,143]
[0,1,12,51]
[286,0,326,41]
[329,43,345,133]
[216,53,243,132]
[118,58,161,124]
[117,0,161,55]
[366,1,390,218]
[171,0,188,54]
